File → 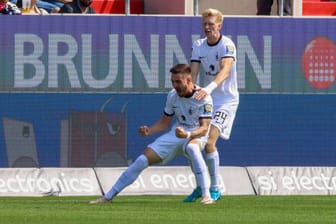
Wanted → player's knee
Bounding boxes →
[205,143,217,153]
[143,148,162,165]
[185,143,200,157]
[206,136,217,148]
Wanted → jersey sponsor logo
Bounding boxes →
[205,65,217,76]
[205,72,217,76]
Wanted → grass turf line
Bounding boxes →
[0,195,335,224]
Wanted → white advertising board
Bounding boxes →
[95,166,255,196]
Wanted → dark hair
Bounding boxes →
[169,64,191,75]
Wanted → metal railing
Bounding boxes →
[279,0,284,16]
[126,0,130,15]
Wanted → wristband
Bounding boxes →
[186,131,191,138]
[203,81,218,95]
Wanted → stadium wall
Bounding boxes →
[0,16,335,171]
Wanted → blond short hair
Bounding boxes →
[202,8,223,24]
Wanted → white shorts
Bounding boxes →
[147,129,208,165]
[211,103,238,140]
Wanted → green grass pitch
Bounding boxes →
[0,195,335,224]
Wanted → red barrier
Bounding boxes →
[303,0,336,16]
[91,0,143,14]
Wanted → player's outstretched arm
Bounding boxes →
[194,57,234,101]
[138,114,172,136]
[190,61,201,84]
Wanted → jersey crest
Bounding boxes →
[204,104,213,115]
[226,45,235,55]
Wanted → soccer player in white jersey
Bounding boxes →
[184,8,239,202]
[90,64,215,205]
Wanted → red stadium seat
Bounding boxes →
[302,0,336,16]
[91,0,144,14]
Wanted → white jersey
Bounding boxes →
[191,35,239,106]
[164,86,213,132]
[147,86,213,164]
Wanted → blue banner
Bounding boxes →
[1,16,335,93]
[0,16,335,167]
